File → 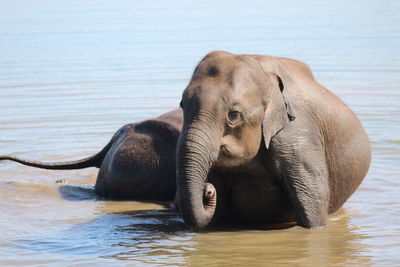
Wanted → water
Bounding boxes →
[1,0,399,265]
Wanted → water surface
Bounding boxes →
[1,0,399,265]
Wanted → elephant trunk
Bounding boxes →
[177,123,219,229]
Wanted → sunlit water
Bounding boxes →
[1,0,399,265]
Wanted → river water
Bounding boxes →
[0,0,399,265]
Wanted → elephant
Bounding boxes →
[176,51,371,229]
[0,109,183,201]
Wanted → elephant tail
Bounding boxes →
[0,140,112,170]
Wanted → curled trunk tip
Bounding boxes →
[178,182,217,230]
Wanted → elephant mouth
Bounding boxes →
[216,146,251,167]
[220,145,239,158]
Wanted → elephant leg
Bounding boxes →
[278,147,330,229]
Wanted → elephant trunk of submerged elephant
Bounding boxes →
[176,121,219,229]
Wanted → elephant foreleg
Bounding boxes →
[279,148,330,229]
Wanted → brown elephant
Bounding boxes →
[176,51,371,229]
[0,109,183,201]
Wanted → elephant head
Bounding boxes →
[176,51,295,229]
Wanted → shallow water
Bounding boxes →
[1,0,399,265]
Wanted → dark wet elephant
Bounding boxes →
[176,51,371,229]
[0,109,183,201]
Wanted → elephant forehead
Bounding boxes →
[182,82,225,111]
[187,56,266,104]
[228,73,264,103]
[225,86,264,109]
[195,54,259,82]
[184,77,263,112]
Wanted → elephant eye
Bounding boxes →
[228,110,241,121]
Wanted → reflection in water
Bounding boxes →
[8,203,371,266]
[187,210,371,266]
[59,185,97,201]
[10,209,191,265]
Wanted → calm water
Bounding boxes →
[1,0,399,265]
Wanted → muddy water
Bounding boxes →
[1,0,399,265]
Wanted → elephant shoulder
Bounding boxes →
[107,123,135,143]
[134,118,181,145]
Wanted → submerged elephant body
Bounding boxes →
[177,51,371,229]
[94,109,183,200]
[1,109,183,201]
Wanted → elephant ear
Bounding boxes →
[262,74,296,149]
